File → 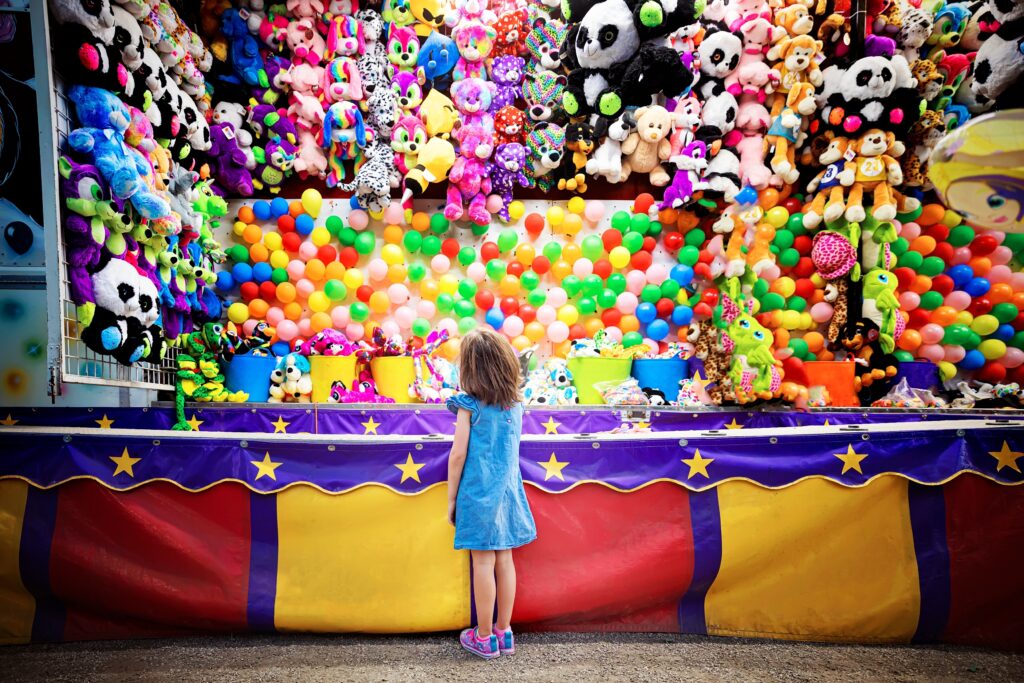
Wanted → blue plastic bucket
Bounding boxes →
[224,353,277,402]
[895,361,940,393]
[631,358,690,402]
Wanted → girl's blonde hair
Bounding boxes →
[457,328,523,408]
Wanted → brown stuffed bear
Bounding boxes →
[620,105,673,186]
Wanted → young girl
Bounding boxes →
[446,328,536,660]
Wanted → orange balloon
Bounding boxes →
[803,331,824,353]
[969,257,992,276]
[989,283,1014,304]
[551,259,572,281]
[770,310,784,328]
[809,290,825,305]
[620,314,640,333]
[774,328,790,348]
[498,275,520,296]
[552,339,572,358]
[310,311,332,333]
[383,224,403,244]
[898,328,922,351]
[242,223,262,244]
[562,243,582,264]
[411,212,430,232]
[515,244,536,265]
[818,350,835,361]
[917,203,946,226]
[369,291,390,313]
[324,261,346,281]
[364,321,380,337]
[584,317,605,337]
[249,243,269,262]
[387,264,408,283]
[439,338,461,360]
[511,335,532,351]
[305,258,326,281]
[910,236,936,255]
[248,298,269,319]
[276,281,297,303]
[237,205,255,223]
[931,305,958,326]
[1014,292,1024,310]
[284,301,303,321]
[524,321,545,343]
[759,188,780,209]
[289,200,304,217]
[910,274,933,294]
[420,280,440,301]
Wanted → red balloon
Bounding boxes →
[602,229,622,251]
[1009,365,1024,384]
[894,267,916,291]
[924,224,949,242]
[663,231,683,251]
[339,246,359,267]
[441,238,460,258]
[793,257,816,278]
[317,245,337,263]
[500,297,519,315]
[601,308,622,327]
[532,256,551,274]
[694,262,712,279]
[932,242,955,264]
[642,236,656,252]
[793,235,812,255]
[633,193,654,214]
[971,234,998,256]
[259,281,277,300]
[481,241,500,261]
[475,290,495,310]
[277,215,295,233]
[282,232,302,252]
[525,213,545,235]
[976,361,1007,384]
[698,248,714,264]
[968,297,993,316]
[631,250,653,271]
[701,288,719,307]
[930,274,954,296]
[794,278,816,299]
[240,281,259,302]
[783,198,803,214]
[1013,311,1024,331]
[908,308,932,328]
[655,298,674,318]
[519,305,536,323]
[569,323,587,340]
[756,313,774,327]
[593,258,613,278]
[356,285,373,302]
[693,302,713,318]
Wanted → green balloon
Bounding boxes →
[436,293,454,313]
[578,297,597,315]
[354,232,376,255]
[520,271,540,291]
[919,291,944,310]
[787,296,807,312]
[786,214,804,232]
[623,232,644,254]
[630,213,650,235]
[647,221,663,238]
[606,273,626,294]
[787,221,807,237]
[963,331,981,350]
[943,323,972,346]
[562,275,582,297]
[685,229,704,247]
[458,279,477,299]
[527,289,546,307]
[411,318,431,337]
[660,280,681,300]
[325,215,344,236]
[992,302,1019,324]
[403,231,423,253]
[486,259,506,280]
[339,227,357,246]
[457,247,476,266]
[421,235,441,256]
[947,224,975,247]
[582,274,603,296]
[471,222,489,237]
[893,350,915,363]
[640,284,661,303]
[611,211,631,232]
[773,230,794,250]
[324,279,347,301]
[350,302,369,322]
[622,331,644,348]
[598,289,618,308]
[454,299,476,318]
[542,241,562,262]
[408,263,427,282]
[430,213,450,234]
[581,235,604,261]
[271,267,289,284]
[919,256,945,276]
[1003,233,1024,254]
[760,292,785,311]
[770,245,781,255]
[458,317,478,334]
[753,278,769,298]
[896,204,923,223]
[497,229,518,253]
[891,237,909,256]
[227,245,249,263]
[788,338,809,357]
[897,250,923,270]
[1011,331,1024,350]
[779,248,800,268]
[678,245,699,266]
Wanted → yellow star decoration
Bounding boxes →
[110,448,141,477]
[361,416,381,435]
[186,414,204,431]
[0,413,18,426]
[835,444,868,475]
[635,421,651,430]
[682,449,714,479]
[95,415,115,429]
[271,416,290,433]
[395,453,426,483]
[541,417,560,435]
[251,453,282,481]
[690,371,713,389]
[725,418,743,430]
[989,441,1024,473]
[823,419,831,426]
[538,453,570,481]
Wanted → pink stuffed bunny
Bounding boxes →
[724,0,772,32]
[725,17,782,104]
[286,0,325,19]
[445,125,493,225]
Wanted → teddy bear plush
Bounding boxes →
[489,56,527,112]
[767,34,823,115]
[220,8,268,86]
[620,105,673,186]
[445,124,494,225]
[526,18,567,73]
[490,9,530,58]
[207,122,256,197]
[726,17,784,104]
[445,0,497,28]
[818,55,920,138]
[453,20,497,80]
[697,28,743,98]
[493,106,528,147]
[525,122,565,190]
[555,122,595,193]
[451,78,497,131]
[841,128,904,223]
[487,143,531,221]
[53,24,133,97]
[523,70,567,124]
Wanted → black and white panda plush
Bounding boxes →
[110,4,147,72]
[697,28,742,98]
[82,254,164,365]
[970,0,1024,107]
[818,55,920,138]
[49,0,116,45]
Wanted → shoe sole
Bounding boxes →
[461,640,499,660]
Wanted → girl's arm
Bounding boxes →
[446,408,471,525]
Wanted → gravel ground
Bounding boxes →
[2,633,1023,682]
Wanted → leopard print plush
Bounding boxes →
[827,278,848,345]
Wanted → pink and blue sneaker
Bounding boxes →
[459,628,500,659]
[493,625,515,654]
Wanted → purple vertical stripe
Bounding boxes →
[247,492,278,632]
[19,487,65,642]
[679,488,722,635]
[908,483,951,643]
[469,553,477,628]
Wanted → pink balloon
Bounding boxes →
[707,234,723,256]
[952,247,972,265]
[436,317,457,335]
[466,262,486,282]
[945,290,972,311]
[943,344,965,363]
[810,302,834,323]
[584,200,605,224]
[626,270,646,294]
[242,319,258,336]
[547,287,568,308]
[384,202,405,226]
[394,306,415,328]
[1011,273,1024,292]
[760,264,781,282]
[642,337,658,350]
[991,246,1013,265]
[430,254,451,274]
[616,292,639,314]
[681,342,695,357]
[1002,347,1024,368]
[276,320,298,341]
[485,194,503,213]
[297,318,313,338]
[348,210,369,230]
[296,278,315,299]
[989,265,1013,284]
[299,241,318,261]
[918,343,945,363]
[266,306,285,326]
[287,259,306,280]
[572,258,594,279]
[920,323,945,345]
[345,322,365,341]
[899,291,920,311]
[416,300,436,318]
[536,304,557,325]
[503,315,524,337]
[988,230,1006,244]
[604,326,623,343]
[381,320,400,338]
[647,264,668,285]
[547,321,569,343]
[388,284,409,305]
[899,221,921,240]
[368,258,388,280]
[331,305,350,328]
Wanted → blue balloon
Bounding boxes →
[671,305,693,326]
[960,349,986,370]
[252,262,273,283]
[647,319,669,341]
[947,264,974,288]
[252,200,271,221]
[270,197,290,217]
[635,302,657,324]
[485,307,505,329]
[231,262,253,283]
[670,264,694,286]
[215,271,234,291]
[995,324,1016,341]
[270,341,291,357]
[964,277,991,297]
[295,214,315,236]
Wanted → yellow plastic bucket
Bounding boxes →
[370,356,421,403]
[567,357,633,404]
[310,355,358,403]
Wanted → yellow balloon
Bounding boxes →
[369,291,390,313]
[546,206,564,226]
[562,243,582,264]
[782,310,801,330]
[420,279,440,301]
[499,275,520,297]
[524,321,545,343]
[938,361,957,381]
[269,249,289,269]
[227,302,249,324]
[264,232,283,251]
[343,268,364,289]
[310,227,331,247]
[609,246,630,269]
[511,335,531,351]
[324,260,346,281]
[381,243,404,265]
[387,264,407,283]
[439,274,459,295]
[233,220,247,237]
[956,310,974,326]
[301,188,322,218]
[567,196,585,214]
[516,244,536,265]
[551,259,572,281]
[800,312,814,330]
[508,201,525,221]
[560,214,583,237]
[557,305,579,325]
[308,291,330,313]
[810,273,825,288]
[942,210,962,228]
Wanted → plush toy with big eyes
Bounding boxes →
[487,143,530,222]
[445,125,494,225]
[489,56,526,112]
[452,20,497,81]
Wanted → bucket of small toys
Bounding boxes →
[310,355,358,403]
[895,361,941,393]
[224,353,277,402]
[803,361,859,407]
[371,356,421,404]
[567,357,633,404]
[631,358,690,403]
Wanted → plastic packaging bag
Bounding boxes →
[594,377,650,406]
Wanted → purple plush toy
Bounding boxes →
[487,143,530,222]
[328,370,396,403]
[208,122,255,196]
[488,55,525,112]
[660,140,709,210]
[445,124,493,225]
[59,156,116,306]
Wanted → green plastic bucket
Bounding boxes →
[567,357,633,404]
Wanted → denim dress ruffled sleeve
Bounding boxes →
[446,393,537,550]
